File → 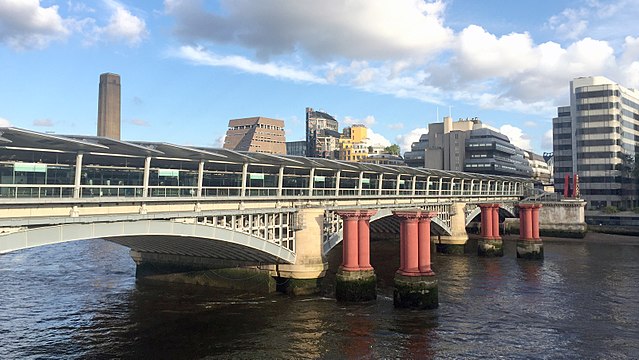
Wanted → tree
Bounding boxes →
[384,144,401,155]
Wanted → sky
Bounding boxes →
[2,0,639,155]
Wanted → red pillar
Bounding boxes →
[393,210,420,276]
[572,174,579,198]
[492,204,501,240]
[518,204,536,240]
[479,205,488,237]
[484,204,494,239]
[358,210,377,271]
[418,212,437,275]
[531,204,542,240]
[336,210,360,271]
[563,174,570,198]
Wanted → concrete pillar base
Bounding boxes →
[276,277,323,296]
[516,240,544,260]
[393,274,438,309]
[335,269,377,302]
[436,242,465,255]
[478,238,504,257]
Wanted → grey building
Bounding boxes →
[306,107,340,158]
[406,116,533,178]
[553,76,639,209]
[97,73,121,140]
[286,140,307,156]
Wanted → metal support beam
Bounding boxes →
[309,167,315,196]
[197,160,204,197]
[241,163,248,197]
[277,165,284,197]
[358,171,364,196]
[73,152,83,199]
[378,173,383,196]
[335,170,341,196]
[143,156,151,198]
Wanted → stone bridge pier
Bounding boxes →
[273,208,329,295]
[393,209,438,309]
[516,204,543,260]
[334,209,378,302]
[478,203,503,257]
[435,202,469,255]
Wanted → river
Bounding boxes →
[1,234,638,359]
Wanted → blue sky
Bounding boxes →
[2,0,639,155]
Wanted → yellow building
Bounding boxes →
[338,125,369,161]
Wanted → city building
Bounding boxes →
[306,107,340,158]
[404,134,428,167]
[525,150,553,190]
[338,125,369,161]
[405,116,534,178]
[97,73,121,140]
[223,117,286,155]
[285,140,306,156]
[553,76,639,209]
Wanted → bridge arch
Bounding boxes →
[0,220,296,264]
[322,207,451,255]
[465,204,517,227]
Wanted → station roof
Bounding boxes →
[0,127,528,182]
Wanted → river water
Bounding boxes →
[1,234,638,359]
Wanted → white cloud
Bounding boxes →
[213,134,225,148]
[162,0,639,119]
[364,129,391,148]
[129,118,149,127]
[387,122,404,130]
[33,118,54,127]
[0,117,11,126]
[500,124,532,151]
[396,127,428,155]
[165,0,453,61]
[91,0,147,46]
[541,128,553,150]
[0,0,70,49]
[546,8,588,40]
[174,45,327,84]
[343,115,376,127]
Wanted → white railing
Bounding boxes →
[0,183,526,200]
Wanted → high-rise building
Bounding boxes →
[405,116,533,178]
[306,107,340,158]
[553,76,639,209]
[223,117,286,154]
[97,73,121,140]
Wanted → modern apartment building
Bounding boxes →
[405,117,534,178]
[223,117,286,155]
[97,73,121,140]
[306,107,340,158]
[553,76,639,209]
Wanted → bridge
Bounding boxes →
[0,127,583,301]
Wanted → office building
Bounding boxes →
[223,117,286,155]
[553,76,639,209]
[405,116,533,178]
[306,107,340,158]
[97,73,121,140]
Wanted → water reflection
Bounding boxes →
[1,237,639,359]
